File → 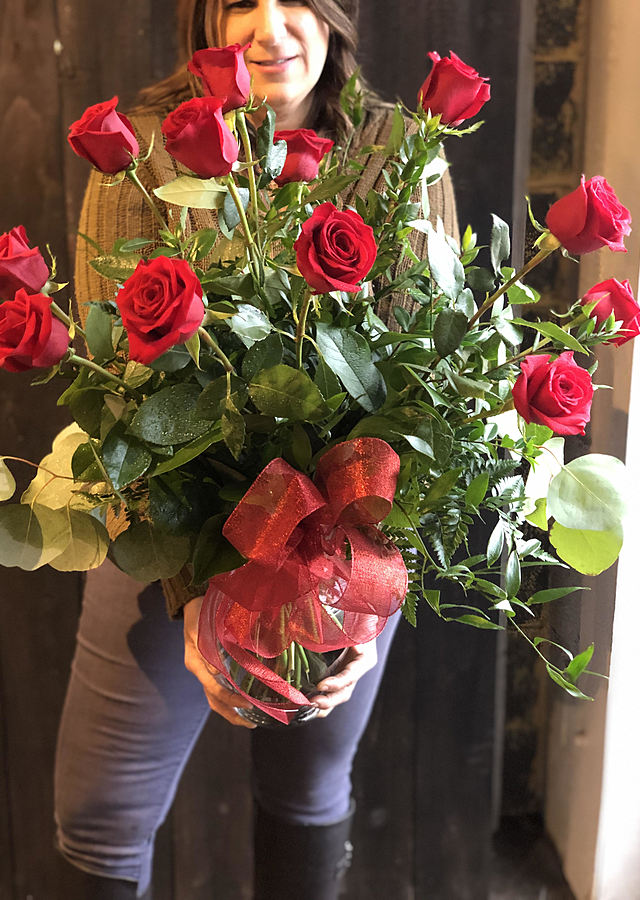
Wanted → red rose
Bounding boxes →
[418,51,490,126]
[115,257,205,365]
[188,43,251,114]
[272,129,334,186]
[512,352,594,436]
[0,290,69,372]
[294,203,377,293]
[545,176,631,255]
[0,226,49,300]
[161,97,239,179]
[68,96,139,175]
[580,277,640,346]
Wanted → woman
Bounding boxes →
[55,1,458,898]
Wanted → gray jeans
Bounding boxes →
[54,560,400,894]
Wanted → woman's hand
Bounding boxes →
[183,595,256,729]
[313,641,378,718]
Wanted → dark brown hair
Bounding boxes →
[136,0,361,138]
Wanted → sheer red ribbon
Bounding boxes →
[197,437,408,723]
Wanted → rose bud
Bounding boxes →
[512,351,594,436]
[68,96,139,175]
[545,175,631,255]
[418,51,490,126]
[162,97,239,179]
[188,43,251,113]
[294,202,377,294]
[115,257,205,365]
[580,277,640,346]
[0,226,49,300]
[272,129,334,186]
[0,290,69,372]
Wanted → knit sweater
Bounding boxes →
[74,100,459,618]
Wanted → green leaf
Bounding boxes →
[511,320,588,354]
[304,174,359,205]
[123,361,154,388]
[256,106,277,161]
[427,222,465,300]
[384,106,405,154]
[229,303,272,348]
[192,514,246,584]
[525,497,548,530]
[528,586,582,605]
[0,459,16,501]
[89,254,140,282]
[21,425,89,510]
[184,331,201,368]
[129,384,210,446]
[315,323,387,412]
[452,614,503,631]
[154,175,227,209]
[505,551,521,597]
[48,509,109,571]
[289,424,312,471]
[564,644,594,683]
[487,520,504,566]
[424,468,461,505]
[110,521,190,581]
[546,665,593,701]
[222,399,245,460]
[547,454,626,532]
[117,237,153,253]
[490,215,510,275]
[242,333,283,382]
[466,472,489,508]
[402,592,417,627]
[433,308,468,357]
[84,305,114,362]
[249,365,329,421]
[314,357,342,399]
[151,423,223,477]
[190,228,218,261]
[101,424,153,490]
[222,187,250,232]
[0,505,44,570]
[424,590,441,614]
[447,370,490,399]
[148,347,191,372]
[549,521,622,575]
[197,375,248,420]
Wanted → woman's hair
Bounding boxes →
[136,0,361,138]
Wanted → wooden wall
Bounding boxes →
[0,1,527,897]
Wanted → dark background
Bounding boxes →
[0,1,533,897]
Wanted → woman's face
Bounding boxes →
[220,0,330,128]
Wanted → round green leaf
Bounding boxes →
[249,365,329,421]
[0,459,16,501]
[129,384,210,446]
[547,454,626,532]
[110,521,190,582]
[21,425,90,510]
[0,505,43,570]
[549,521,622,575]
[49,510,109,572]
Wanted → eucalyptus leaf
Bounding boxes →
[0,459,16,501]
[154,175,227,209]
[249,365,329,421]
[315,323,386,412]
[0,505,44,570]
[549,521,623,575]
[547,454,626,532]
[49,509,109,571]
[110,521,190,581]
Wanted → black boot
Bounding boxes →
[253,801,355,900]
[59,864,149,899]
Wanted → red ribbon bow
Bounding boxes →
[197,437,408,723]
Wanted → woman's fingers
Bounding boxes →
[313,642,378,717]
[183,596,256,729]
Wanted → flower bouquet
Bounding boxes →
[0,48,633,724]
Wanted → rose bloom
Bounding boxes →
[273,129,334,186]
[162,97,239,179]
[294,202,377,294]
[115,257,205,365]
[0,225,49,300]
[418,51,490,126]
[68,96,139,175]
[0,290,69,373]
[546,175,631,255]
[581,277,640,346]
[512,351,594,436]
[188,43,251,113]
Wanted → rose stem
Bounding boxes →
[295,288,314,368]
[483,311,588,377]
[198,327,235,373]
[126,170,169,232]
[67,353,131,391]
[225,175,263,281]
[236,111,261,241]
[50,301,86,339]
[467,234,562,329]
